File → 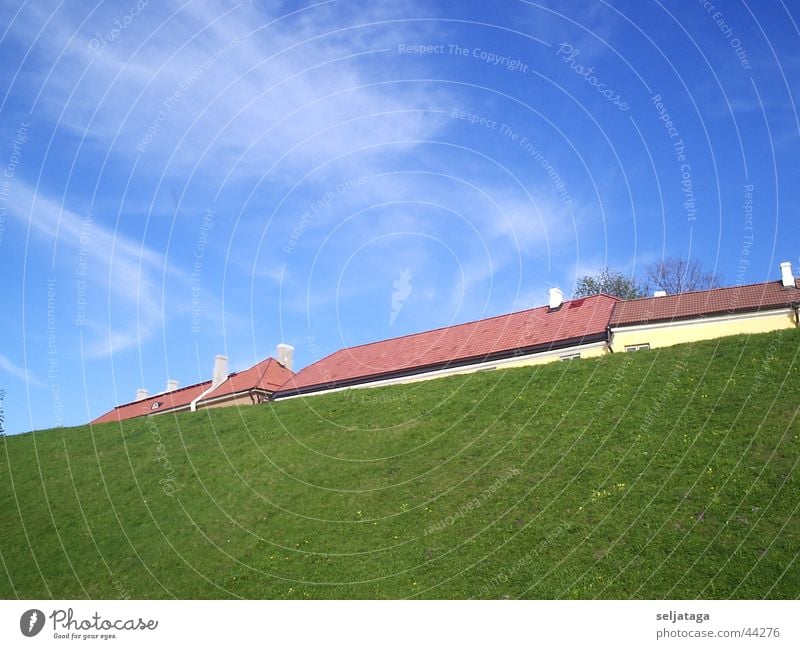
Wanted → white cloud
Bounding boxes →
[0,354,46,388]
[10,1,448,185]
[7,179,172,357]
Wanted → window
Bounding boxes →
[151,401,163,410]
[559,352,581,361]
[624,343,650,352]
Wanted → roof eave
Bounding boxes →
[273,332,608,398]
[195,387,273,407]
[610,303,797,328]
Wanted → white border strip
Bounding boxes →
[2,600,798,648]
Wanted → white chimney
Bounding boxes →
[135,388,149,401]
[277,343,294,371]
[780,261,794,288]
[548,287,563,310]
[166,379,179,393]
[212,354,229,387]
[653,290,667,297]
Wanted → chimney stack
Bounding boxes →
[135,388,149,401]
[166,379,179,393]
[548,287,564,310]
[212,354,229,387]
[277,343,295,371]
[653,290,667,297]
[780,261,794,288]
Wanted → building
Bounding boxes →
[275,261,800,400]
[273,290,620,399]
[609,262,800,352]
[91,346,294,424]
[90,262,800,418]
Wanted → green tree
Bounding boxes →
[573,267,645,300]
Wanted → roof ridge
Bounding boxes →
[113,379,212,410]
[255,357,276,388]
[621,279,790,303]
[324,293,617,356]
[201,356,278,395]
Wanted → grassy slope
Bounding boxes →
[1,330,798,599]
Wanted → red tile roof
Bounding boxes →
[276,294,620,395]
[609,279,800,327]
[91,356,293,424]
[198,357,294,402]
[91,380,212,424]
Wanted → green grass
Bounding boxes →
[1,330,799,599]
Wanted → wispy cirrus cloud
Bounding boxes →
[0,353,45,388]
[2,1,458,358]
[6,0,449,187]
[7,179,172,357]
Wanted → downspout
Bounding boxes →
[190,377,228,412]
[606,326,615,353]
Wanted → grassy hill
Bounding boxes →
[1,330,798,599]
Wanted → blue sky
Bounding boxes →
[1,0,798,434]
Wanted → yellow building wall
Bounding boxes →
[198,393,259,410]
[149,393,261,416]
[611,309,796,351]
[332,342,611,391]
[492,343,610,369]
